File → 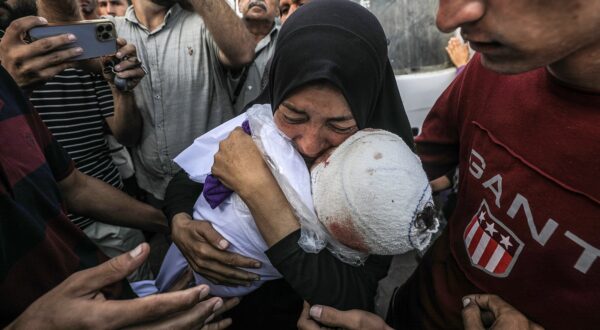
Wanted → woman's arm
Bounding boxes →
[212,128,301,246]
[268,230,391,311]
[163,170,204,224]
[211,128,391,310]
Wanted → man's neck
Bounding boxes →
[132,0,170,32]
[548,41,600,92]
[243,18,274,43]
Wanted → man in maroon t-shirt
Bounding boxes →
[298,1,600,329]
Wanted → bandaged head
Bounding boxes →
[310,129,439,255]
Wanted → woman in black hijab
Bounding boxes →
[165,0,414,328]
[253,0,414,146]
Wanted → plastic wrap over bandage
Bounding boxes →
[246,105,370,265]
[311,130,439,256]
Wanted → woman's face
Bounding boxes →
[274,83,357,165]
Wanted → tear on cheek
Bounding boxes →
[326,218,369,253]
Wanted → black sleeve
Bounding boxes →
[265,229,392,312]
[163,169,203,225]
[444,166,458,188]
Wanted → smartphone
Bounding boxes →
[28,19,118,61]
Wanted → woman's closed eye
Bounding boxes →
[328,122,357,134]
[283,114,307,124]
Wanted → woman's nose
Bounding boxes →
[436,0,485,33]
[294,132,327,160]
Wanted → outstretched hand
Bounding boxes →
[7,243,234,330]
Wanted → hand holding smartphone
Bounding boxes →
[23,18,145,92]
[27,19,117,61]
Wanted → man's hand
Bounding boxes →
[297,302,393,330]
[462,294,544,330]
[101,38,145,92]
[7,243,235,329]
[171,212,262,286]
[0,16,81,89]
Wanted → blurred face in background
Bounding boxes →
[98,0,128,16]
[79,0,98,18]
[436,0,600,74]
[238,0,278,22]
[278,0,306,24]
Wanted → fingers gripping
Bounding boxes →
[195,221,229,250]
[462,297,485,330]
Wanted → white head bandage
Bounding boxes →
[311,129,439,255]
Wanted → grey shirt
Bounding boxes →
[228,26,278,114]
[108,5,234,199]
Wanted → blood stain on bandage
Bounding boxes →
[327,217,369,252]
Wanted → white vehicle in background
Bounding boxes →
[396,68,456,135]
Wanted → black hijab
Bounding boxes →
[250,0,414,150]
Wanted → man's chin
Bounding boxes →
[245,7,268,16]
[480,54,543,75]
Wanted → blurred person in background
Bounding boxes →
[228,0,278,114]
[98,0,130,16]
[278,0,304,24]
[95,0,256,208]
[79,0,98,19]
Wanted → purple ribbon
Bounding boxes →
[203,120,251,208]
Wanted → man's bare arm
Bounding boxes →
[188,0,256,68]
[58,169,168,233]
[103,39,145,146]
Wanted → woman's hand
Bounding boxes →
[211,127,301,246]
[211,127,273,198]
[171,212,262,286]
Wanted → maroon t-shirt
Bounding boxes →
[396,55,600,329]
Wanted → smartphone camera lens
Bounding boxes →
[97,25,105,33]
[105,24,113,32]
[102,32,110,40]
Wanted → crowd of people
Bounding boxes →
[0,0,598,329]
